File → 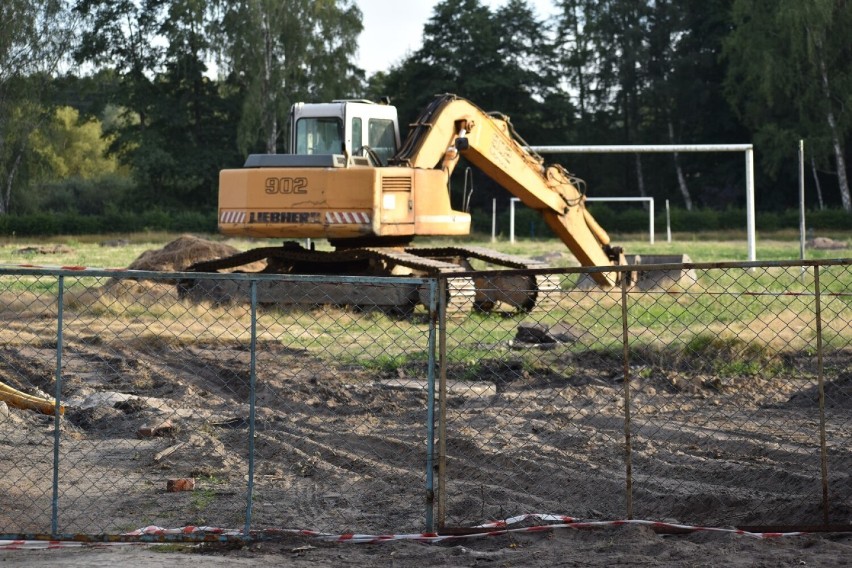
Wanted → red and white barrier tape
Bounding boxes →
[0,514,809,550]
[296,514,807,544]
[123,525,243,537]
[0,540,142,550]
[470,513,806,539]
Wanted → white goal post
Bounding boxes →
[508,197,656,244]
[585,197,655,244]
[528,144,756,261]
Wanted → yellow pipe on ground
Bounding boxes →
[0,380,65,415]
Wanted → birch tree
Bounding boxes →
[0,0,77,214]
[724,0,851,211]
[215,0,363,154]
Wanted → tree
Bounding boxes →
[385,0,553,131]
[214,0,364,154]
[724,0,852,211]
[662,0,746,209]
[29,106,120,180]
[552,0,596,122]
[133,0,241,206]
[0,0,77,214]
[74,0,167,123]
[550,0,746,209]
[583,0,653,199]
[75,0,243,207]
[13,105,133,215]
[644,0,693,209]
[380,0,559,216]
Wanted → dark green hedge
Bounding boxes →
[660,207,852,232]
[474,205,852,238]
[0,210,217,237]
[1,206,849,238]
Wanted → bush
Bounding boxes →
[586,205,615,229]
[667,208,719,231]
[717,209,746,230]
[140,210,171,232]
[619,209,651,232]
[168,211,218,233]
[757,211,780,231]
[7,213,60,236]
[19,175,136,216]
[657,207,852,233]
[0,204,848,238]
[483,207,555,239]
[0,209,216,237]
[57,212,101,235]
[809,209,852,230]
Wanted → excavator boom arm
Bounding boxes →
[392,94,621,286]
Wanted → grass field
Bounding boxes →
[1,229,850,372]
[1,228,850,268]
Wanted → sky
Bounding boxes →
[356,0,559,75]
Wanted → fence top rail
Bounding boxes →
[435,257,852,279]
[529,144,753,153]
[2,258,851,280]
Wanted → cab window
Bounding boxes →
[351,117,363,152]
[296,117,343,155]
[368,118,397,164]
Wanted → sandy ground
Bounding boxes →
[2,303,850,566]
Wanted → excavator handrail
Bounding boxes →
[389,94,457,167]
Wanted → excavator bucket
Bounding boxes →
[574,254,697,291]
[627,254,698,291]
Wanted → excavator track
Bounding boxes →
[406,246,562,312]
[362,248,477,315]
[178,244,559,315]
[179,244,476,315]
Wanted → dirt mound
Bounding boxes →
[785,372,852,409]
[78,235,265,306]
[14,244,74,255]
[807,237,848,250]
[127,235,244,272]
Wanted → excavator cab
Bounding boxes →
[289,100,402,165]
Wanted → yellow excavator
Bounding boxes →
[185,94,668,312]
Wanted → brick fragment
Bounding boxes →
[166,478,195,492]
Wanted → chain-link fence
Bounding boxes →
[439,260,851,530]
[0,260,850,541]
[0,268,440,539]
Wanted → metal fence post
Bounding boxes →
[436,277,448,529]
[621,273,634,520]
[799,140,806,261]
[814,266,830,524]
[425,278,438,533]
[51,275,65,537]
[244,280,258,536]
